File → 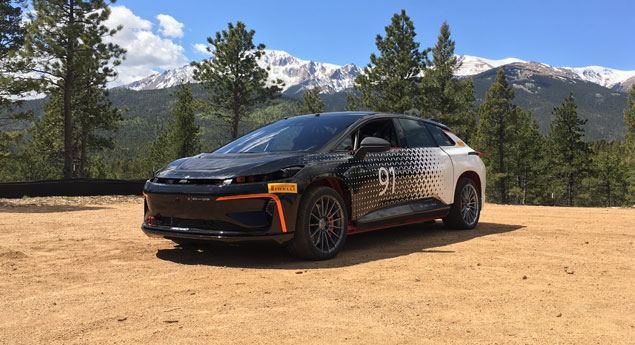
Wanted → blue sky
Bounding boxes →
[109,0,634,84]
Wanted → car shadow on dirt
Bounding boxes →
[0,204,107,213]
[155,221,524,269]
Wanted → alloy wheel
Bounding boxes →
[308,195,345,253]
[460,184,479,226]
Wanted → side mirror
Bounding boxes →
[354,136,391,159]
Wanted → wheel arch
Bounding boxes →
[456,171,482,205]
[303,176,352,220]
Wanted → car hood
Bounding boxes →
[155,152,306,179]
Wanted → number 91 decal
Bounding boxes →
[378,167,396,196]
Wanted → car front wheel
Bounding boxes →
[287,186,348,260]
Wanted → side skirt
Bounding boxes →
[349,202,450,235]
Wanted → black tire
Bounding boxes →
[443,177,481,230]
[287,186,348,260]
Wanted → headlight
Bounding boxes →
[152,158,188,179]
[150,158,186,182]
[233,166,304,184]
[165,158,188,170]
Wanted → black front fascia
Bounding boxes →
[143,180,302,240]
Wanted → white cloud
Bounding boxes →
[156,14,184,38]
[105,6,188,86]
[193,43,212,55]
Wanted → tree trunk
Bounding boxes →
[498,112,506,203]
[63,75,74,178]
[231,91,241,139]
[567,175,574,206]
[522,174,527,205]
[62,0,75,179]
[78,128,88,178]
[231,115,239,140]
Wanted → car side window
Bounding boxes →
[334,133,355,152]
[397,119,437,148]
[425,123,455,146]
[357,119,400,148]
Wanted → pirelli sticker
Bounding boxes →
[268,183,298,194]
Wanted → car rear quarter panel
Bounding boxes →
[440,132,486,206]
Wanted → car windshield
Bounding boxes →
[214,115,358,154]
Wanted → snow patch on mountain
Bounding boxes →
[124,49,361,94]
[124,65,193,91]
[455,55,525,76]
[563,66,635,88]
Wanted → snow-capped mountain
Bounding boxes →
[120,49,635,94]
[455,55,526,76]
[457,56,635,89]
[123,49,362,94]
[258,50,360,94]
[618,76,635,92]
[123,66,194,91]
[563,66,635,90]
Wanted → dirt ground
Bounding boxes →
[0,196,633,344]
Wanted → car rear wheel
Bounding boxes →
[287,186,348,260]
[443,177,480,230]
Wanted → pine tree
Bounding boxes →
[17,96,65,180]
[0,0,26,108]
[147,84,200,173]
[169,83,200,158]
[0,0,29,170]
[547,93,589,206]
[624,86,635,204]
[348,10,426,113]
[17,82,120,180]
[583,141,628,207]
[301,87,324,113]
[508,108,545,204]
[475,69,516,203]
[0,0,22,56]
[148,130,172,175]
[192,21,282,140]
[420,22,476,142]
[18,0,125,178]
[74,81,121,177]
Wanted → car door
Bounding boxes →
[395,119,454,206]
[339,117,452,225]
[337,117,401,221]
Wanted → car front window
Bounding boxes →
[215,115,358,154]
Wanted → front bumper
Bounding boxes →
[142,180,300,243]
[141,224,294,244]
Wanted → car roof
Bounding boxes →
[292,111,451,131]
[290,111,375,120]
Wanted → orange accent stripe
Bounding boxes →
[216,193,288,233]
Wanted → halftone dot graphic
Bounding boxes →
[308,148,449,219]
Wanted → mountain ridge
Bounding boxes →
[120,49,635,94]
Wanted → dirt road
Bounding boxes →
[0,197,633,344]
